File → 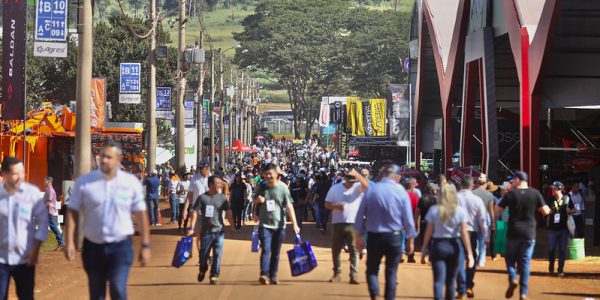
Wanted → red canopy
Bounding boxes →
[255,135,265,140]
[348,150,359,157]
[220,140,258,153]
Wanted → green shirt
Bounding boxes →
[193,192,228,233]
[257,181,293,229]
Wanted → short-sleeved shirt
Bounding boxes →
[143,176,160,199]
[69,170,147,244]
[44,187,58,216]
[189,176,208,209]
[547,195,574,231]
[425,205,468,238]
[193,192,228,233]
[417,194,437,223]
[473,189,495,214]
[177,180,190,204]
[325,182,363,224]
[498,188,546,240]
[256,181,293,229]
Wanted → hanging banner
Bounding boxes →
[346,97,364,136]
[90,78,106,129]
[363,100,374,136]
[2,0,27,120]
[370,99,387,136]
[156,87,173,119]
[318,101,330,127]
[387,84,411,146]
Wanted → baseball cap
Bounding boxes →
[499,181,510,190]
[344,174,357,183]
[512,171,528,182]
[550,181,564,190]
[478,173,488,184]
[151,169,158,175]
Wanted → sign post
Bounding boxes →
[34,0,68,57]
[156,87,173,119]
[119,63,142,104]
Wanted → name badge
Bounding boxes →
[553,213,561,224]
[205,205,215,218]
[575,203,581,211]
[18,202,32,220]
[266,200,276,212]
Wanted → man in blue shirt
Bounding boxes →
[355,164,417,300]
[143,170,161,226]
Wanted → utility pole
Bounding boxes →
[196,31,204,167]
[210,52,216,171]
[238,72,244,142]
[219,49,225,170]
[146,0,157,175]
[175,0,187,173]
[228,69,234,160]
[74,0,92,178]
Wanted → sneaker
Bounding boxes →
[329,274,341,283]
[270,277,279,285]
[349,277,359,285]
[505,280,518,298]
[407,254,416,263]
[457,296,468,300]
[155,223,162,226]
[209,277,219,285]
[558,272,565,277]
[259,275,270,285]
[54,244,64,251]
[198,271,206,282]
[343,245,349,253]
[519,296,529,300]
[467,288,475,298]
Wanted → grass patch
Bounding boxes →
[41,234,60,252]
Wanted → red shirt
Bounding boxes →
[407,191,419,212]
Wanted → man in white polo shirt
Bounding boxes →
[0,156,49,300]
[64,141,151,300]
[325,169,369,285]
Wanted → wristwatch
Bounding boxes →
[141,242,152,249]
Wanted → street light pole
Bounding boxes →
[175,0,187,173]
[146,0,157,175]
[210,52,216,171]
[196,32,204,167]
[219,49,225,171]
[228,69,234,161]
[74,0,92,178]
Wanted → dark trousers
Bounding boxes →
[258,227,286,278]
[430,238,464,300]
[82,238,133,300]
[548,229,569,273]
[294,205,305,228]
[457,231,478,295]
[49,214,64,245]
[366,232,403,300]
[177,203,186,229]
[232,205,244,230]
[573,214,585,238]
[200,232,225,277]
[0,264,34,300]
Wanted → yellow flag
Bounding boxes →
[370,99,387,136]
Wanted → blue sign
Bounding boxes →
[156,87,171,111]
[120,63,141,93]
[35,0,68,41]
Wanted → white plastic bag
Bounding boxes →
[567,215,576,237]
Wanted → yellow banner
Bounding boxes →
[347,97,365,136]
[370,99,387,136]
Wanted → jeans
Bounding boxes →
[49,214,64,245]
[244,201,254,222]
[314,202,330,230]
[82,238,133,300]
[258,227,286,278]
[477,231,486,265]
[177,203,186,229]
[147,197,159,225]
[548,229,569,273]
[430,238,464,300]
[331,223,359,277]
[366,232,403,300]
[457,231,478,295]
[200,232,225,277]
[0,264,35,300]
[169,194,179,222]
[505,239,535,296]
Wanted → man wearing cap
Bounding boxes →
[456,175,489,299]
[290,174,309,229]
[546,181,574,276]
[177,172,191,232]
[473,174,496,267]
[184,165,210,223]
[496,171,550,300]
[143,170,161,226]
[354,164,416,300]
[325,169,369,285]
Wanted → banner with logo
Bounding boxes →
[90,78,106,129]
[363,100,374,136]
[2,0,27,120]
[318,101,330,127]
[346,97,365,137]
[387,84,410,146]
[370,99,387,136]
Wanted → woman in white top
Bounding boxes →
[421,184,475,300]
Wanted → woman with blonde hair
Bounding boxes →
[421,184,475,300]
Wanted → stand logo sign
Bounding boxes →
[34,0,68,58]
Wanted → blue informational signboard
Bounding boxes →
[156,87,171,111]
[120,63,141,94]
[184,99,195,126]
[35,0,68,41]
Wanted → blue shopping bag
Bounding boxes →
[287,234,318,276]
[171,236,193,268]
[251,226,261,253]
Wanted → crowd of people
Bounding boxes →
[0,137,594,300]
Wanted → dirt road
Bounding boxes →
[19,217,600,300]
